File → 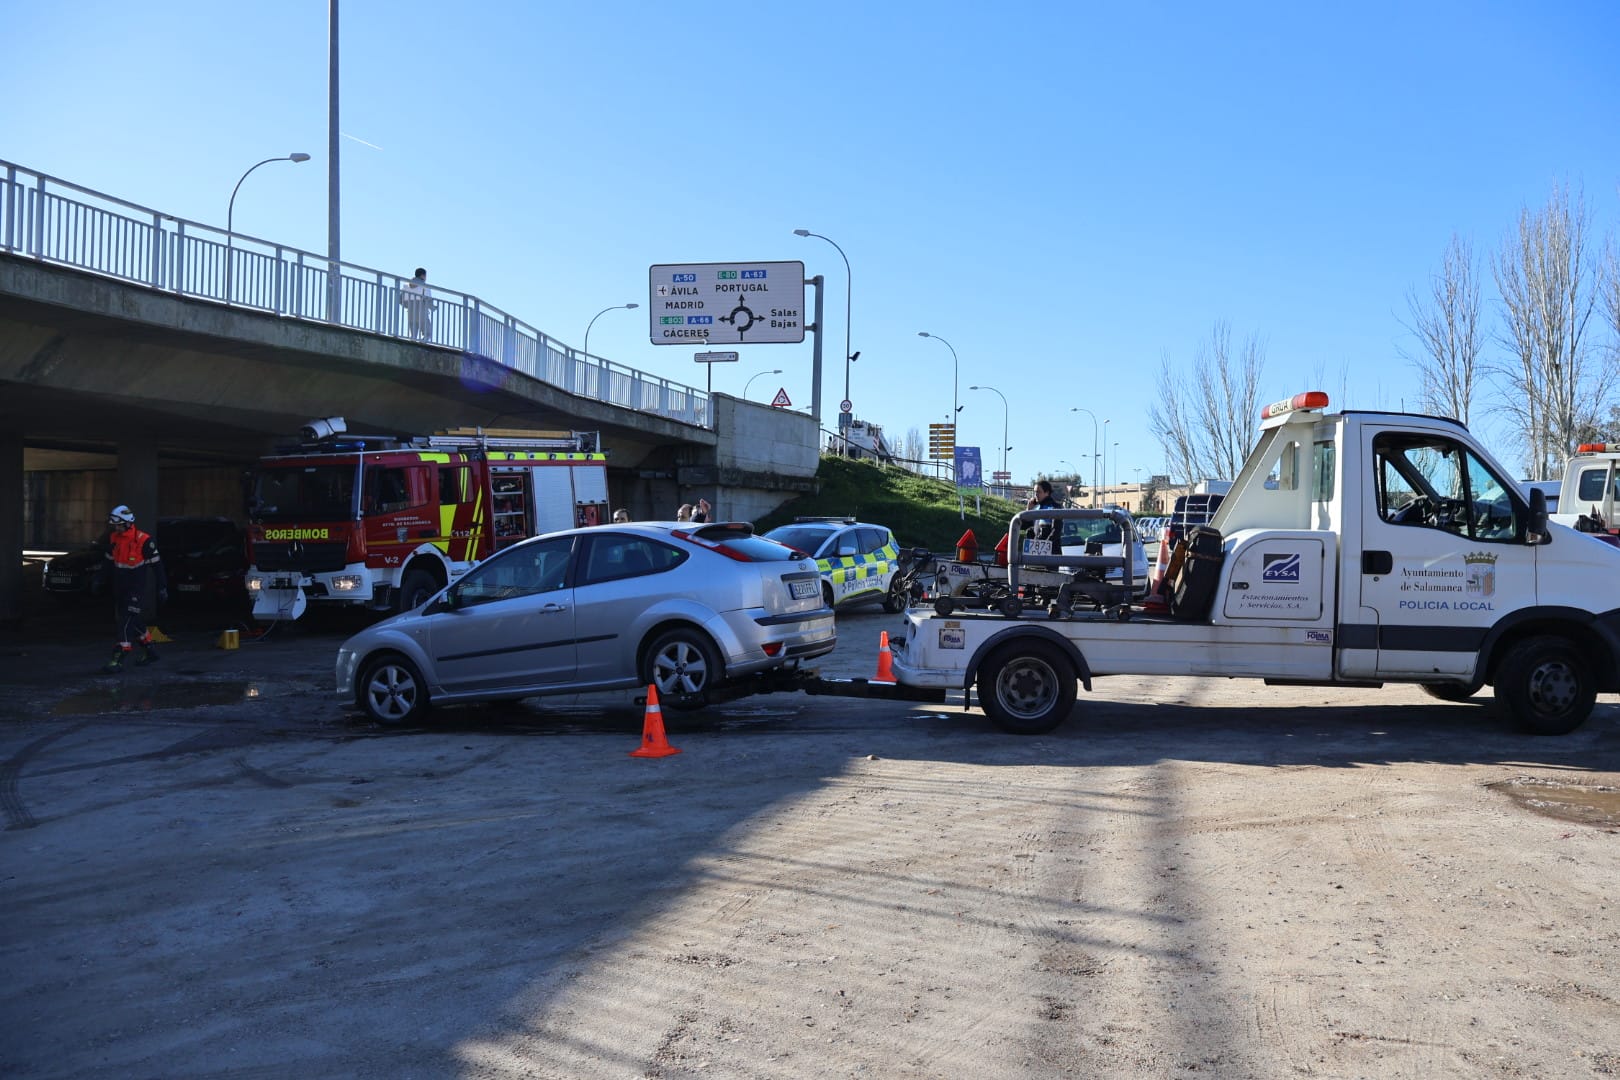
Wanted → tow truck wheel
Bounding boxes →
[643,628,720,711]
[1420,681,1481,703]
[1495,635,1596,735]
[359,653,428,725]
[977,640,1077,735]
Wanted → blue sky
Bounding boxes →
[7,1,1619,487]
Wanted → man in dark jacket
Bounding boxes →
[100,504,167,673]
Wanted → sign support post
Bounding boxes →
[808,274,823,425]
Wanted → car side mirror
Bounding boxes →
[426,588,460,614]
[1525,487,1548,544]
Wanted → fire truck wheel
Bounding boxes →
[1420,681,1482,703]
[976,640,1077,735]
[358,653,428,725]
[643,628,720,711]
[396,569,439,613]
[1494,635,1596,735]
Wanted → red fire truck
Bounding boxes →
[246,418,610,621]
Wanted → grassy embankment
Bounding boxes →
[753,455,1025,555]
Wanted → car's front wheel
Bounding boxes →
[1494,635,1595,735]
[643,628,721,710]
[358,653,428,725]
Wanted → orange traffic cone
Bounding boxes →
[955,530,978,563]
[993,532,1010,567]
[872,631,897,684]
[629,684,682,758]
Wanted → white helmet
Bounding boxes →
[108,505,135,526]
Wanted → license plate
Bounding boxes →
[1023,539,1052,556]
[270,577,296,589]
[789,579,818,600]
[177,584,202,592]
[49,574,74,585]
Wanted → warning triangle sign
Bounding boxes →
[771,388,792,407]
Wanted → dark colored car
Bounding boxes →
[41,517,247,605]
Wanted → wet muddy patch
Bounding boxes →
[51,679,321,716]
[1489,776,1620,829]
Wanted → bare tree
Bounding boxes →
[1149,323,1267,484]
[903,426,925,464]
[1491,184,1609,479]
[1401,233,1481,425]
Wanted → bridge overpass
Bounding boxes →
[0,161,821,626]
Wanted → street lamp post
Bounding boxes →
[793,231,855,442]
[969,384,1009,496]
[1113,441,1120,490]
[1102,419,1112,505]
[918,330,961,428]
[1070,407,1099,507]
[227,152,311,303]
[583,303,640,377]
[744,368,783,400]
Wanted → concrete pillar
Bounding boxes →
[116,440,161,616]
[0,431,21,632]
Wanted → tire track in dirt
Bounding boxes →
[1,722,90,829]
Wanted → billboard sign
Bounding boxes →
[954,446,982,489]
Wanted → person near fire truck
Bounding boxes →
[99,504,167,673]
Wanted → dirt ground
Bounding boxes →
[2,598,1619,1079]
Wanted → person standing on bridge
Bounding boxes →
[99,505,166,673]
[399,267,436,341]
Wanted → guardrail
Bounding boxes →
[0,159,709,427]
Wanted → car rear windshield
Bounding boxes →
[687,524,807,562]
[763,526,832,556]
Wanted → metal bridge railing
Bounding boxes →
[0,159,709,428]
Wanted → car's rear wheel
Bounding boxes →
[882,574,907,613]
[1420,681,1481,703]
[358,653,428,725]
[822,582,836,611]
[643,628,721,710]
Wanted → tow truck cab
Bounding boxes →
[891,393,1620,735]
[1550,443,1620,547]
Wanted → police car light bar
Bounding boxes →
[1260,392,1330,420]
[1576,443,1620,454]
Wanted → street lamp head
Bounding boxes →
[970,384,981,390]
[918,331,930,338]
[792,229,811,237]
[624,303,639,310]
[289,153,312,163]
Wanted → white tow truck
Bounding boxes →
[1548,441,1620,547]
[888,393,1620,736]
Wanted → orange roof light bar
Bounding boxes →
[1576,443,1620,454]
[1260,391,1330,420]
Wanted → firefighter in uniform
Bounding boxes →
[100,505,167,673]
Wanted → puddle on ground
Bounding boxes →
[54,681,263,716]
[1489,777,1620,829]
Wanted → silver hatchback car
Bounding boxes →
[337,521,835,723]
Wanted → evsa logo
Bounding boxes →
[1262,553,1301,583]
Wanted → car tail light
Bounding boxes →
[761,642,783,657]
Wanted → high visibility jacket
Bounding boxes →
[105,528,166,590]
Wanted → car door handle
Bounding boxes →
[1362,550,1393,574]
[538,603,568,614]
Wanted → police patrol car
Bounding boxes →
[763,517,904,612]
